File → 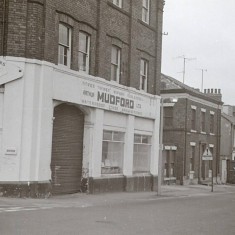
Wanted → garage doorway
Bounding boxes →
[51,104,84,195]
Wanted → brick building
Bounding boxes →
[161,74,222,185]
[220,105,235,183]
[0,0,164,196]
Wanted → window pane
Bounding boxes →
[142,135,151,144]
[59,24,69,46]
[78,52,87,71]
[111,46,120,82]
[140,60,145,75]
[79,32,88,53]
[134,134,141,143]
[111,64,117,81]
[133,144,151,173]
[102,131,124,175]
[113,131,124,141]
[103,130,112,141]
[111,46,118,64]
[58,45,64,64]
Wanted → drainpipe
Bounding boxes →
[198,141,201,184]
[1,0,7,56]
[182,98,188,184]
[216,105,221,183]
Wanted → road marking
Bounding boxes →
[0,203,92,213]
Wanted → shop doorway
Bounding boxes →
[51,104,84,195]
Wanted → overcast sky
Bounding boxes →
[162,0,235,105]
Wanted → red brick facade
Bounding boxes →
[0,0,164,95]
[161,75,222,185]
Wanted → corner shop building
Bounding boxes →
[0,58,161,196]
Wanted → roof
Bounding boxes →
[222,112,235,124]
[161,74,223,105]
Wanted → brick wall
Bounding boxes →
[163,97,221,183]
[2,0,164,95]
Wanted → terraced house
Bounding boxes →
[161,74,222,185]
[0,0,164,196]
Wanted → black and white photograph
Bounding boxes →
[0,0,235,234]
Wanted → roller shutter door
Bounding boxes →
[51,104,84,195]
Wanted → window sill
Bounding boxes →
[191,130,197,133]
[210,133,215,136]
[107,2,130,17]
[200,131,207,135]
[57,63,71,71]
[137,19,156,32]
[100,174,124,178]
[164,177,176,180]
[133,172,151,176]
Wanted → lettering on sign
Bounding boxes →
[5,147,17,155]
[97,91,134,109]
[78,78,158,118]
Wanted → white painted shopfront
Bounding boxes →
[0,57,161,195]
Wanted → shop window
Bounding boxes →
[191,108,196,130]
[201,111,206,132]
[164,107,173,127]
[142,0,150,24]
[113,0,122,8]
[78,32,90,73]
[140,59,148,92]
[58,23,71,67]
[190,146,195,171]
[111,45,121,82]
[210,114,214,133]
[101,130,124,174]
[133,134,151,173]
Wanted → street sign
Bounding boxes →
[202,147,213,160]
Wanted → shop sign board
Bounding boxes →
[53,71,159,119]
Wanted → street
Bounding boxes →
[0,185,235,235]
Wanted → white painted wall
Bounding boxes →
[0,79,24,180]
[0,57,161,183]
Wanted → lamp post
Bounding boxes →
[157,98,164,196]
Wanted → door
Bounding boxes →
[221,160,227,184]
[51,104,84,195]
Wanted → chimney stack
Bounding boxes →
[204,88,222,101]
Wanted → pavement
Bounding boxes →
[0,184,234,211]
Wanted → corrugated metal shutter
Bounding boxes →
[51,104,84,195]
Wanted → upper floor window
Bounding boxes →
[210,114,214,133]
[142,0,150,24]
[164,107,173,127]
[78,32,90,73]
[111,45,121,82]
[201,111,206,132]
[191,108,196,130]
[113,0,122,8]
[140,59,148,92]
[58,24,71,67]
